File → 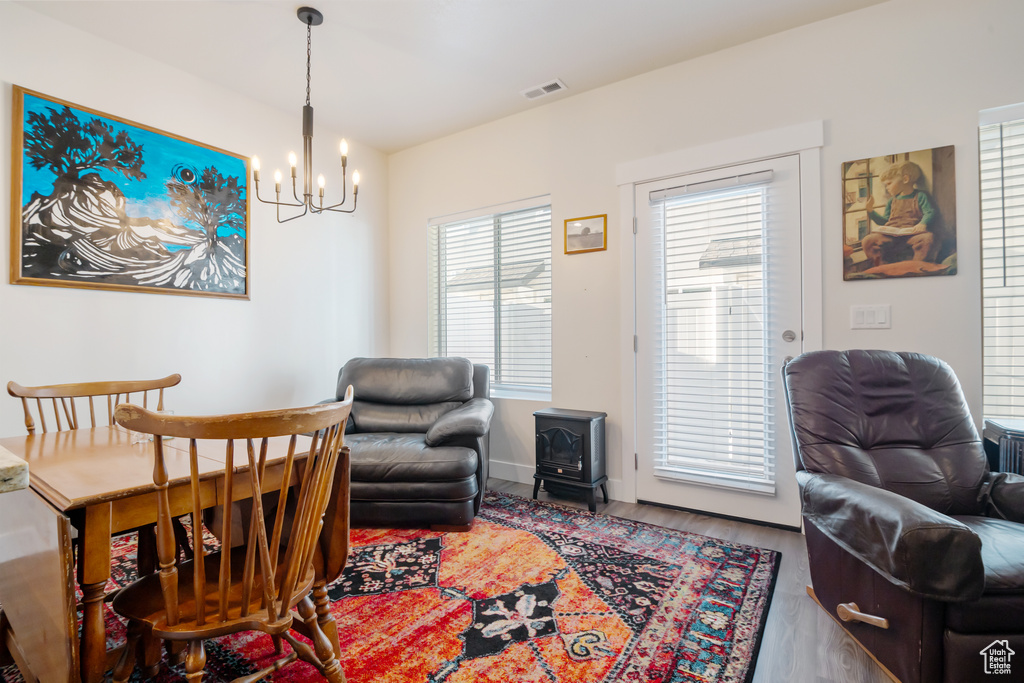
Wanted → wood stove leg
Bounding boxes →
[600,483,608,504]
[586,488,597,513]
[532,478,541,499]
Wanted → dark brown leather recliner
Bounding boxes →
[328,356,493,529]
[783,349,1024,683]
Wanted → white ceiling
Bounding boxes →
[19,0,886,153]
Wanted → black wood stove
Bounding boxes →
[532,408,608,512]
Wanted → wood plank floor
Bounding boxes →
[487,478,892,683]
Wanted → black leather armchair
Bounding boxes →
[328,356,493,529]
[783,349,1024,683]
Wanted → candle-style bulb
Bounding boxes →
[274,170,282,184]
[252,156,261,171]
[340,139,349,157]
[288,152,297,168]
[317,174,326,189]
[352,171,361,187]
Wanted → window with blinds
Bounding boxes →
[982,112,1024,418]
[428,201,552,395]
[649,176,777,492]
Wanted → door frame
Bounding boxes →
[615,121,824,511]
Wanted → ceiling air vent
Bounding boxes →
[521,79,568,100]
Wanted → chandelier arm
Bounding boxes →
[319,194,358,214]
[291,175,306,205]
[318,166,348,209]
[319,191,351,211]
[253,183,305,208]
[276,201,310,223]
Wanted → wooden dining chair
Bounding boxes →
[6,374,188,579]
[111,387,354,683]
[7,374,182,435]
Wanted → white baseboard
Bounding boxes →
[487,460,624,502]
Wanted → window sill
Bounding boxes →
[492,386,552,402]
[654,466,776,496]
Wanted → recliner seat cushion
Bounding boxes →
[347,433,478,482]
[957,516,1024,594]
[943,516,1024,632]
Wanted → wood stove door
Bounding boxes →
[537,424,585,480]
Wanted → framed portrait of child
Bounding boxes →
[842,145,956,280]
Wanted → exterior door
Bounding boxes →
[633,154,803,526]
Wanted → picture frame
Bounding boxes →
[842,145,956,280]
[10,86,250,299]
[564,214,607,255]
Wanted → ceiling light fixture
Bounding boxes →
[252,6,358,222]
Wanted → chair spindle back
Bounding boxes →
[7,375,182,435]
[114,387,353,631]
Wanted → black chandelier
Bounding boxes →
[252,7,359,222]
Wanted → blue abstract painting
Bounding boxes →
[11,87,249,298]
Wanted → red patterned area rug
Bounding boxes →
[1,491,780,683]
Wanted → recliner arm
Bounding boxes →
[425,398,494,446]
[985,472,1024,523]
[798,471,985,601]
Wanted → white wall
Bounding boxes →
[389,0,1024,523]
[0,3,390,436]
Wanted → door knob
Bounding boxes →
[782,329,797,342]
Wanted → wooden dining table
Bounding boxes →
[0,425,311,683]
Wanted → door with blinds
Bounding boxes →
[634,155,803,522]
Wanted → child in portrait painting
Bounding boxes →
[862,160,942,267]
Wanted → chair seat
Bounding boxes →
[347,433,478,482]
[112,545,314,640]
[944,516,1024,632]
[957,516,1024,594]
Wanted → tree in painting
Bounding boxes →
[24,105,146,182]
[165,165,247,290]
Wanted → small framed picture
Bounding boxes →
[564,214,607,254]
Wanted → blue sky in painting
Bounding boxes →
[20,93,247,240]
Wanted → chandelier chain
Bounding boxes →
[305,22,312,107]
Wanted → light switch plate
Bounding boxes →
[850,304,891,329]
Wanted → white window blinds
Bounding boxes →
[649,177,777,493]
[428,201,552,394]
[981,116,1024,418]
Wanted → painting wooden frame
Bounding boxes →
[564,214,607,255]
[842,145,956,280]
[10,86,250,299]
